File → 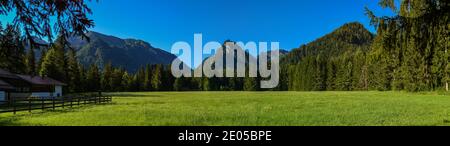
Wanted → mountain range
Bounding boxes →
[282,22,374,64]
[68,32,289,72]
[67,31,177,72]
[27,22,371,73]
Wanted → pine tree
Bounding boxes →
[39,47,65,81]
[66,48,81,93]
[121,72,131,91]
[366,0,449,91]
[352,49,367,90]
[112,68,125,91]
[78,65,87,92]
[0,24,26,74]
[131,74,140,92]
[54,41,67,81]
[151,64,163,91]
[143,64,153,91]
[313,54,327,91]
[326,58,337,90]
[36,48,47,74]
[335,53,353,91]
[24,46,36,75]
[101,62,113,92]
[136,66,146,91]
[86,64,101,92]
[1,0,94,49]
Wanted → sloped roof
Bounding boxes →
[0,69,20,79]
[0,79,15,90]
[16,75,67,86]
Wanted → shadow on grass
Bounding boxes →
[0,110,67,126]
[0,103,117,126]
[0,115,23,126]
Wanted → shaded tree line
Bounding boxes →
[279,22,374,91]
[281,0,449,92]
[0,24,264,92]
[1,0,447,93]
[365,0,449,91]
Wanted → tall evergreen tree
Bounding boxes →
[121,72,131,91]
[39,45,65,81]
[101,62,113,91]
[24,47,36,75]
[78,65,87,92]
[144,64,153,91]
[66,48,81,93]
[111,68,125,91]
[86,64,101,92]
[151,64,163,91]
[0,24,26,73]
[136,66,146,91]
[366,0,449,91]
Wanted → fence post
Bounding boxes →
[12,98,16,115]
[70,97,73,108]
[41,98,45,111]
[77,97,80,106]
[52,97,55,110]
[28,98,31,113]
[62,97,65,109]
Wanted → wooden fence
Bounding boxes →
[0,96,112,114]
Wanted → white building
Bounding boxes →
[0,69,67,101]
[15,75,67,98]
[0,79,14,101]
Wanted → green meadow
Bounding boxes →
[1,91,450,126]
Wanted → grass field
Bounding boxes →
[0,91,450,126]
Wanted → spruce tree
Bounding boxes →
[66,48,81,93]
[121,72,131,92]
[102,62,113,92]
[151,64,163,91]
[112,68,125,91]
[39,47,65,81]
[144,64,153,91]
[87,64,101,92]
[0,24,26,74]
[25,49,37,76]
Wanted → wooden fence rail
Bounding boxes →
[0,96,112,114]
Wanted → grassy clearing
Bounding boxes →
[0,91,449,126]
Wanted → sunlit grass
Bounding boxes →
[0,91,449,126]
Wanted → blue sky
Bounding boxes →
[1,0,395,52]
[86,0,394,52]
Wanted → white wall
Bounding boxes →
[6,86,63,99]
[0,91,5,101]
[10,93,31,99]
[30,92,51,97]
[30,86,63,98]
[55,86,62,97]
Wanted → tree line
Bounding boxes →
[1,0,448,93]
[280,0,449,92]
[0,25,261,92]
